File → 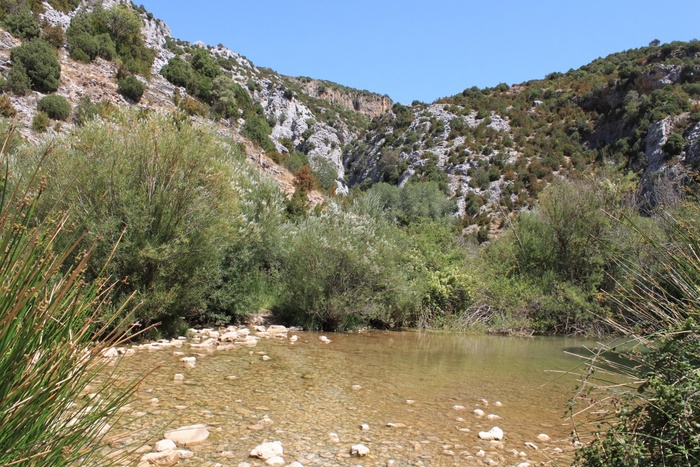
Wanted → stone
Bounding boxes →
[473,409,485,417]
[239,335,260,347]
[250,441,283,460]
[220,331,239,342]
[289,335,299,342]
[319,335,331,343]
[164,424,209,446]
[177,449,194,459]
[478,427,504,441]
[536,433,550,442]
[386,422,406,428]
[360,423,370,431]
[350,444,370,457]
[181,356,196,368]
[262,355,271,361]
[101,347,119,358]
[453,405,466,411]
[525,442,538,450]
[140,450,180,465]
[265,456,285,466]
[494,401,503,407]
[486,413,500,420]
[329,432,340,443]
[173,374,185,381]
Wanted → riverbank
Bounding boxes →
[102,325,584,466]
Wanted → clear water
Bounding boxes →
[111,331,592,466]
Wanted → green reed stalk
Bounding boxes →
[0,129,139,466]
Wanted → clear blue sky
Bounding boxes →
[140,1,700,104]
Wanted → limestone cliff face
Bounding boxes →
[289,77,392,119]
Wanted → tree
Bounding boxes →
[10,39,60,93]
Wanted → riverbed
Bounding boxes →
[109,329,592,466]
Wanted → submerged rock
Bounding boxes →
[478,427,504,441]
[250,441,284,460]
[164,424,209,446]
[351,444,370,457]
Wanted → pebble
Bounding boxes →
[350,444,370,457]
[536,433,550,442]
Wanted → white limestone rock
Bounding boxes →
[249,441,284,461]
[478,427,504,441]
[350,444,370,457]
[164,424,209,446]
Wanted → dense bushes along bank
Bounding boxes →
[3,109,693,339]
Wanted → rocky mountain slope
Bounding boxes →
[1,1,698,236]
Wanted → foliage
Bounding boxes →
[117,74,145,102]
[274,204,420,330]
[573,206,700,465]
[2,6,39,41]
[37,112,241,334]
[41,22,65,48]
[242,109,274,152]
[31,110,49,131]
[0,95,15,117]
[0,129,139,466]
[66,4,153,75]
[37,93,71,120]
[10,39,60,93]
[46,0,81,12]
[362,181,455,226]
[4,61,31,95]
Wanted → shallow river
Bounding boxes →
[112,330,593,466]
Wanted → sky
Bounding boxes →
[140,1,700,104]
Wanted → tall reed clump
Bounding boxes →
[0,132,139,466]
[571,206,700,466]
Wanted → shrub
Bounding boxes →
[31,111,50,131]
[66,4,153,75]
[242,110,274,152]
[117,74,145,102]
[4,62,31,95]
[41,22,65,48]
[0,95,16,117]
[40,112,241,333]
[37,93,71,120]
[73,95,100,125]
[46,0,81,12]
[3,7,40,41]
[10,39,60,93]
[274,208,418,330]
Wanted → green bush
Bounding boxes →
[37,93,71,120]
[3,7,40,41]
[39,111,241,333]
[274,208,419,330]
[242,110,274,152]
[4,61,31,95]
[117,74,145,102]
[10,39,60,93]
[31,110,50,131]
[46,0,81,12]
[66,4,153,75]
